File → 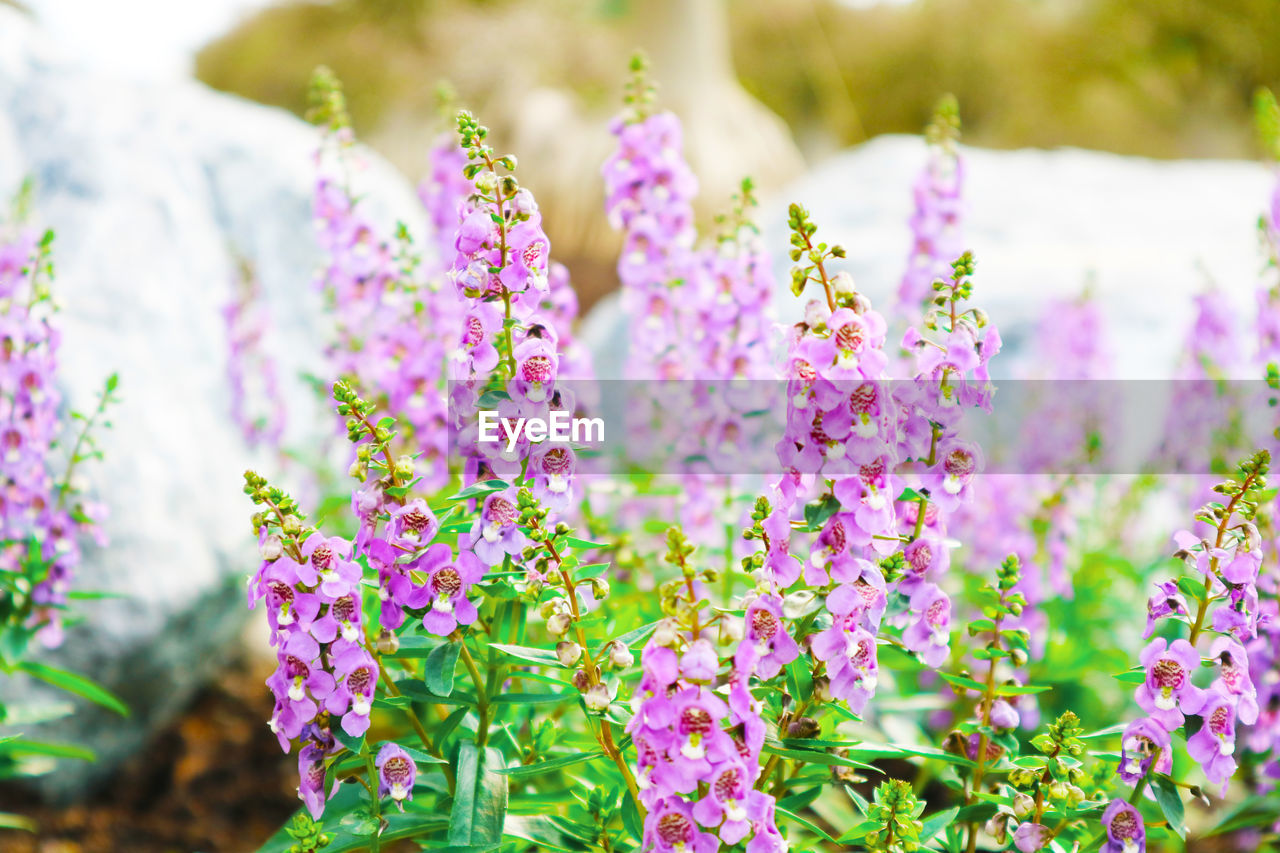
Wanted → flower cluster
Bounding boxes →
[0,222,111,647]
[244,471,377,816]
[448,111,583,511]
[308,67,461,493]
[628,529,790,853]
[1123,451,1269,806]
[222,256,286,449]
[602,54,699,382]
[896,95,964,318]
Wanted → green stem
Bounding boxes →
[458,642,491,748]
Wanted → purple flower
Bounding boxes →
[416,543,486,635]
[734,593,799,680]
[1208,636,1259,725]
[512,336,558,403]
[1119,717,1172,785]
[469,489,528,564]
[376,742,418,805]
[529,444,575,511]
[645,796,719,853]
[1101,799,1145,853]
[691,759,754,840]
[902,583,951,668]
[299,533,359,596]
[810,621,879,714]
[501,218,550,293]
[1012,822,1051,852]
[329,643,379,736]
[1186,689,1238,790]
[387,499,438,551]
[1143,580,1189,638]
[1135,637,1205,729]
[297,742,332,819]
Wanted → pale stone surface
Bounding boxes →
[0,6,426,797]
[584,134,1275,380]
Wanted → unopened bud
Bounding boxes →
[608,641,635,668]
[547,613,570,636]
[831,270,856,296]
[1012,793,1035,818]
[653,619,678,646]
[571,669,590,691]
[786,717,821,739]
[556,641,583,666]
[375,630,399,656]
[584,683,610,712]
[260,534,283,561]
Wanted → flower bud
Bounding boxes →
[556,641,583,666]
[475,171,498,193]
[831,270,856,296]
[1048,781,1068,801]
[375,630,400,656]
[571,669,590,691]
[547,612,570,636]
[589,578,610,600]
[1012,793,1035,818]
[608,641,635,668]
[652,619,678,646]
[260,534,283,561]
[584,683,610,712]
[812,675,833,702]
[719,615,744,645]
[786,717,821,739]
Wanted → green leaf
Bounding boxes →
[0,738,95,762]
[836,819,879,843]
[18,661,128,716]
[994,683,1051,696]
[496,750,602,778]
[1112,668,1146,685]
[1151,776,1185,838]
[563,537,610,551]
[449,479,509,502]
[921,807,960,841]
[425,642,461,696]
[621,792,643,839]
[802,494,840,531]
[604,619,661,652]
[449,741,509,847]
[761,743,879,772]
[0,700,73,726]
[0,812,36,832]
[490,692,575,706]
[488,643,562,667]
[775,804,837,842]
[937,672,986,693]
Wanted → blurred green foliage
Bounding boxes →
[196,0,1280,159]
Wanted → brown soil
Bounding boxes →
[0,657,298,853]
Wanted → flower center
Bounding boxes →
[522,240,546,270]
[285,655,309,680]
[944,449,975,479]
[657,812,694,845]
[926,598,948,627]
[402,508,433,533]
[908,543,933,573]
[1151,658,1185,690]
[750,608,779,642]
[521,355,554,383]
[433,567,462,598]
[713,766,744,801]
[331,594,356,623]
[678,706,713,736]
[835,322,865,352]
[487,497,517,526]
[860,458,885,483]
[850,383,877,414]
[851,637,874,666]
[1109,809,1139,840]
[794,360,816,383]
[348,666,374,697]
[825,520,846,553]
[541,447,572,475]
[464,315,485,346]
[1208,705,1232,736]
[311,544,334,570]
[383,755,413,786]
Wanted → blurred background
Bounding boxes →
[1,1,1277,850]
[18,0,1280,311]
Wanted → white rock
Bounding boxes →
[0,6,427,797]
[584,135,1276,380]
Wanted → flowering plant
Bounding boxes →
[237,71,1280,853]
[0,181,125,829]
